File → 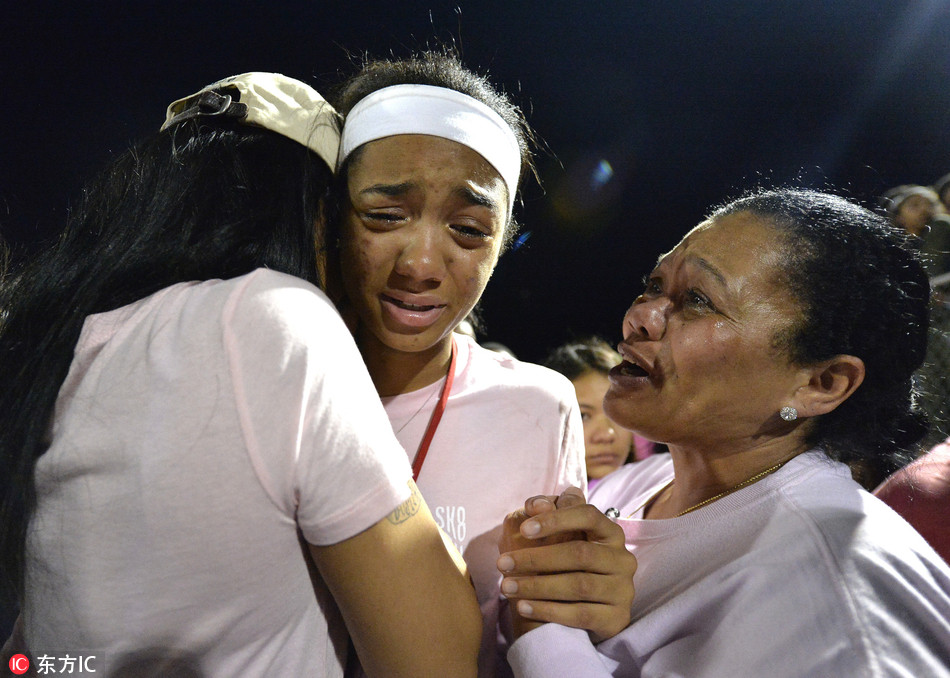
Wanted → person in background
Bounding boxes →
[881,183,950,460]
[0,73,480,678]
[545,337,656,490]
[327,51,588,677]
[875,436,950,563]
[498,188,950,677]
[881,183,950,277]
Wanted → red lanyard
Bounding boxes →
[411,336,457,481]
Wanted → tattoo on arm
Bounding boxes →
[387,481,423,525]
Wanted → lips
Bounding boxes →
[608,344,655,388]
[617,361,648,377]
[380,292,448,329]
[588,453,625,467]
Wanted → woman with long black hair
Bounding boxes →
[0,72,480,678]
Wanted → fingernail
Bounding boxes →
[529,496,554,510]
[517,600,533,616]
[522,519,540,536]
[501,578,518,595]
[497,555,515,572]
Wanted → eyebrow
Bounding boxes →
[358,181,415,198]
[454,185,501,213]
[688,255,727,288]
[652,253,728,288]
[357,182,502,214]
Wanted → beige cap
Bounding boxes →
[162,72,340,171]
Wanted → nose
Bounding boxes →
[589,417,617,443]
[393,222,447,286]
[622,295,670,341]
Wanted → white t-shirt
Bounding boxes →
[383,335,586,678]
[508,452,950,677]
[25,270,412,677]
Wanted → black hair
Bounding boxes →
[328,49,537,249]
[709,188,930,479]
[0,117,333,607]
[544,337,621,382]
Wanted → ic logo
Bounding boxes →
[8,654,29,675]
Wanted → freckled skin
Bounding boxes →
[339,135,509,394]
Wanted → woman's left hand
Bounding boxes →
[497,488,637,642]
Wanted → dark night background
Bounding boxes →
[2,1,949,363]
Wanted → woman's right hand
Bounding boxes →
[497,488,637,642]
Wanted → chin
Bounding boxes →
[588,464,624,480]
[377,326,450,354]
[602,402,642,433]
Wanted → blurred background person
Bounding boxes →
[881,183,950,277]
[882,184,950,457]
[545,337,658,490]
[875,435,950,563]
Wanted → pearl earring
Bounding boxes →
[780,406,798,422]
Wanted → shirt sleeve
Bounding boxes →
[508,625,616,678]
[554,383,588,496]
[221,271,412,546]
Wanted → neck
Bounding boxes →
[358,330,454,397]
[645,436,808,520]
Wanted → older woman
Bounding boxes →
[498,189,950,677]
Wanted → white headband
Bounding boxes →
[338,84,521,215]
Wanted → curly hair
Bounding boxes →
[710,188,930,476]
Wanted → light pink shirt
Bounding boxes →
[25,270,412,677]
[383,335,586,677]
[509,453,950,677]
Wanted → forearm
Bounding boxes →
[312,483,481,678]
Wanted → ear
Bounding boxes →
[794,355,865,417]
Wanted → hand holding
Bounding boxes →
[497,488,637,642]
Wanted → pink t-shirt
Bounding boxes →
[25,270,412,677]
[509,452,950,677]
[382,335,586,677]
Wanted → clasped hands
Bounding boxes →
[497,487,637,642]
